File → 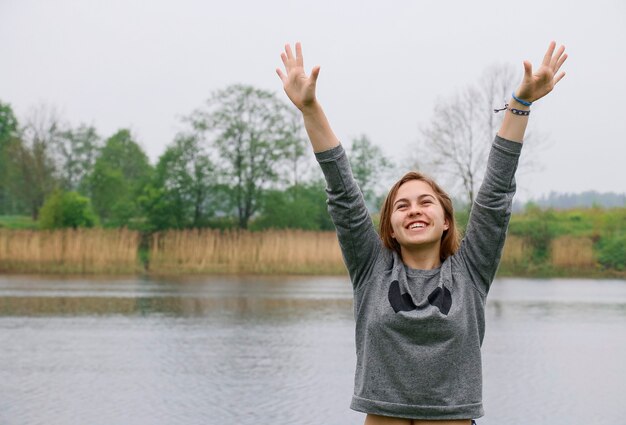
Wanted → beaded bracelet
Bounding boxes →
[493,104,531,116]
[511,92,532,106]
[510,108,530,116]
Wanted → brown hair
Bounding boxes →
[379,172,461,262]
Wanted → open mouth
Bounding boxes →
[406,221,428,230]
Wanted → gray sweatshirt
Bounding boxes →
[315,135,522,420]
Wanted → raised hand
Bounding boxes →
[276,42,321,111]
[515,41,568,103]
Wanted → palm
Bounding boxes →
[276,43,319,111]
[516,42,567,103]
[530,65,556,97]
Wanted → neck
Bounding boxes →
[400,244,442,270]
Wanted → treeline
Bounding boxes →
[514,191,626,211]
[0,86,391,231]
[2,64,550,229]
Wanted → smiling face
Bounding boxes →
[379,172,460,263]
[389,179,450,253]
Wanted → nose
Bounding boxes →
[408,203,421,216]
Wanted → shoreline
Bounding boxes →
[1,267,624,281]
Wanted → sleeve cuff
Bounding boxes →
[494,135,523,155]
[314,144,345,163]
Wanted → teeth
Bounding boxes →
[409,223,425,229]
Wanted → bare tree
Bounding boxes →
[282,110,310,188]
[8,104,61,219]
[349,134,393,208]
[55,124,101,192]
[416,64,540,209]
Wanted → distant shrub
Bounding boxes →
[39,190,98,229]
[509,206,556,263]
[597,235,626,271]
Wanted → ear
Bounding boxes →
[443,218,450,231]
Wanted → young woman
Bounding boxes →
[276,42,567,425]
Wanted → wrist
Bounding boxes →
[300,100,322,116]
[511,91,533,107]
[509,98,531,111]
[494,100,530,117]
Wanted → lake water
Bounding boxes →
[0,275,625,425]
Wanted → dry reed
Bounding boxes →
[550,236,596,269]
[0,227,606,276]
[500,235,532,268]
[0,228,140,274]
[150,229,346,275]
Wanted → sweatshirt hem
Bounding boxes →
[350,395,484,420]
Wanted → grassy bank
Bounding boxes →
[0,215,38,230]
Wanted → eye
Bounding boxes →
[396,203,407,210]
[422,199,433,205]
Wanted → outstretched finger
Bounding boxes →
[554,71,566,85]
[285,43,294,60]
[550,45,566,69]
[523,60,533,80]
[542,41,556,66]
[554,52,568,75]
[280,52,289,68]
[310,65,321,83]
[276,68,286,83]
[295,42,304,67]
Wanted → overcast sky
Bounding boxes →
[1,0,625,201]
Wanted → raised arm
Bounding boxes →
[498,41,568,142]
[276,43,382,288]
[459,42,568,293]
[276,42,339,153]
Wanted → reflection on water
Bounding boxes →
[0,275,354,317]
[0,275,625,425]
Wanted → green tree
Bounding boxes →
[252,181,334,231]
[138,185,184,231]
[39,190,98,229]
[87,129,152,227]
[0,101,18,144]
[187,84,303,229]
[140,134,217,230]
[0,101,20,214]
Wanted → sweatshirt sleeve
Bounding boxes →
[457,135,522,295]
[315,144,383,290]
